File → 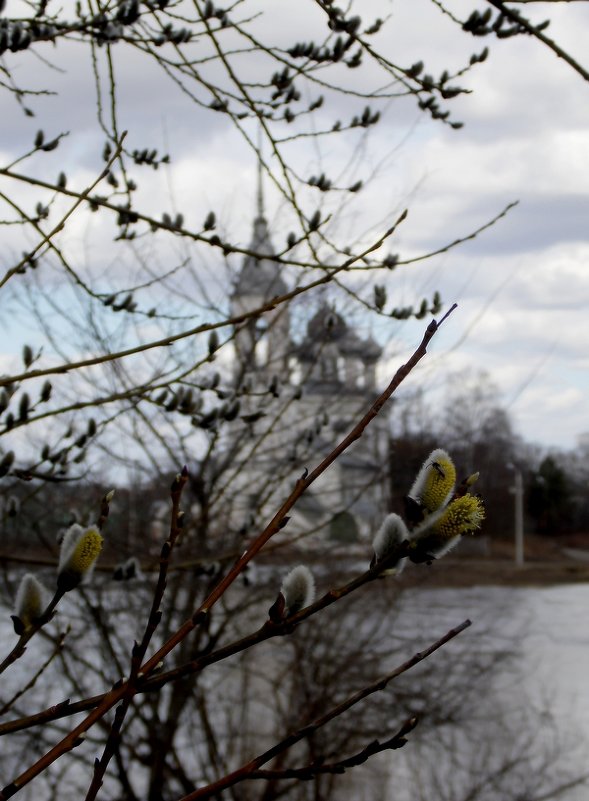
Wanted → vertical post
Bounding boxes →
[513,469,524,566]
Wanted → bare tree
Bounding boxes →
[1,2,589,800]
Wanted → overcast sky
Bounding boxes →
[1,0,588,453]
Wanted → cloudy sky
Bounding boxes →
[1,0,588,453]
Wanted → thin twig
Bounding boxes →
[177,619,471,800]
[0,134,127,290]
[0,213,407,389]
[0,305,454,800]
[484,0,589,82]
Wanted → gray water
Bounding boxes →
[1,582,588,800]
[386,584,589,801]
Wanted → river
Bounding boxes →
[1,581,588,800]
[384,583,589,801]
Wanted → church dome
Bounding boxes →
[298,304,382,363]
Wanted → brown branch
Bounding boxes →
[0,630,67,717]
[83,469,188,801]
[0,537,411,736]
[0,213,407,389]
[484,0,589,82]
[250,716,418,780]
[0,305,454,799]
[0,588,64,678]
[0,544,405,735]
[0,134,127,290]
[176,619,471,800]
[395,201,518,267]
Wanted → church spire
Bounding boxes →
[256,129,265,221]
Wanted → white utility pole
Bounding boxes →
[509,468,524,566]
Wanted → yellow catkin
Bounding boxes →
[433,494,485,540]
[419,453,456,513]
[410,494,485,562]
[68,527,103,575]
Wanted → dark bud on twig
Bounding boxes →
[40,380,52,402]
[208,330,219,356]
[374,285,387,311]
[11,615,26,636]
[207,372,220,390]
[240,411,266,424]
[34,129,44,148]
[203,211,216,231]
[18,393,30,421]
[22,344,33,368]
[222,399,240,421]
[268,592,286,623]
[0,450,15,477]
[308,210,321,231]
[197,408,218,429]
[407,60,423,78]
[113,557,139,581]
[165,393,179,412]
[269,375,279,398]
[40,137,60,152]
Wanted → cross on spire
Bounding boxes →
[256,156,265,221]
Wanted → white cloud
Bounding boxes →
[2,0,589,454]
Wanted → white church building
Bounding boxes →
[227,180,389,546]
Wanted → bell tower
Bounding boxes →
[231,162,291,378]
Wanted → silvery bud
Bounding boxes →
[12,574,48,634]
[269,565,315,621]
[371,513,408,574]
[58,524,104,591]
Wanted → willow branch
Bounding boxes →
[484,0,589,82]
[0,304,454,799]
[177,619,471,801]
[0,134,127,290]
[0,213,407,389]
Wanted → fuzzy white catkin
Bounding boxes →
[15,573,47,629]
[58,523,85,573]
[281,565,315,615]
[372,513,408,562]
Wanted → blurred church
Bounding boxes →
[227,173,389,546]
